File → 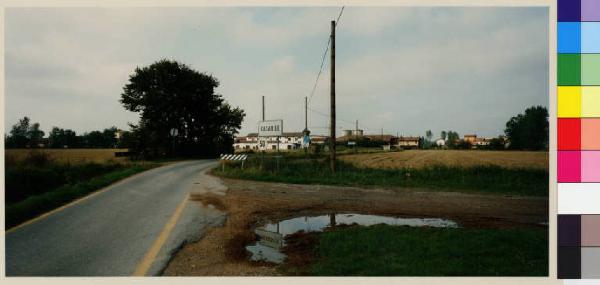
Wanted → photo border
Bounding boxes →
[0,0,557,284]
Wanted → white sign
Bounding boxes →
[255,228,283,249]
[258,120,283,137]
[348,141,356,146]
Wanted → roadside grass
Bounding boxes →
[214,156,548,197]
[5,151,160,229]
[5,148,131,164]
[296,225,548,276]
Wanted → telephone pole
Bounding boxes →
[329,20,336,173]
[262,96,265,121]
[305,97,308,131]
[355,120,358,140]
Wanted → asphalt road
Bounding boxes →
[6,160,226,276]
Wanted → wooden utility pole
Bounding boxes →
[305,97,308,130]
[330,20,336,173]
[354,120,358,153]
[262,96,265,121]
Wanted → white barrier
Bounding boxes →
[220,154,248,170]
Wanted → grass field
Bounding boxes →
[5,148,130,164]
[214,150,549,196]
[293,225,548,276]
[339,150,548,170]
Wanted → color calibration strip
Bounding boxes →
[557,0,600,279]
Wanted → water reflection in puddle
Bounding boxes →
[246,213,458,263]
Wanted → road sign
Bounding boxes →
[258,120,283,137]
[348,141,356,146]
[255,228,283,249]
[303,134,311,147]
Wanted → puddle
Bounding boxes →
[246,213,458,263]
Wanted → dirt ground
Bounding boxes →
[339,150,548,169]
[162,177,548,276]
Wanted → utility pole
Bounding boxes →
[330,20,336,173]
[303,96,310,154]
[262,96,265,121]
[305,97,308,131]
[354,120,358,153]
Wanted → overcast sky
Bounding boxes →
[5,7,548,138]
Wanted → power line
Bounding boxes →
[335,6,345,27]
[307,107,381,133]
[307,37,330,106]
[307,6,345,107]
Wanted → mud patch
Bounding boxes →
[162,178,548,276]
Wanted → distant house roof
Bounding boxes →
[397,136,420,141]
[336,134,396,142]
[311,136,329,142]
[282,132,304,137]
[242,132,309,138]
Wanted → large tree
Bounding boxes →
[505,106,548,150]
[5,117,45,148]
[445,131,460,149]
[120,59,245,157]
[27,123,45,148]
[7,117,31,148]
[48,127,80,148]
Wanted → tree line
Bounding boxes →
[4,117,134,149]
[420,105,548,151]
[6,60,246,158]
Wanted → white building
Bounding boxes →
[234,132,305,152]
[396,136,421,149]
[435,138,446,147]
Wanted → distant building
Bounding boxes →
[396,136,421,149]
[336,134,395,144]
[435,138,446,147]
[114,129,125,140]
[462,134,494,148]
[463,134,477,144]
[473,137,492,147]
[341,129,364,137]
[234,132,327,152]
[309,135,329,145]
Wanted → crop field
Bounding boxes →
[339,150,548,170]
[5,149,130,165]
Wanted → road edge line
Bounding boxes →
[5,161,182,234]
[132,193,190,276]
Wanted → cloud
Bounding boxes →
[4,7,548,139]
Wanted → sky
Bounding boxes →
[5,7,549,138]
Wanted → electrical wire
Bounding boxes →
[307,6,345,106]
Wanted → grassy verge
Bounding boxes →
[214,157,548,197]
[290,225,548,276]
[6,163,158,229]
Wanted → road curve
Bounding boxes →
[6,160,226,276]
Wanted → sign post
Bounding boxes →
[169,128,178,156]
